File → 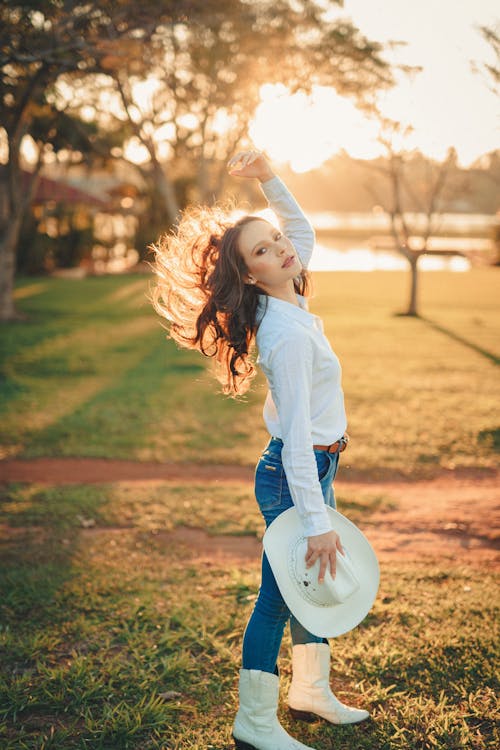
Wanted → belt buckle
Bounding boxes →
[325,433,349,454]
[339,433,349,452]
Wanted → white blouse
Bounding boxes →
[255,176,347,537]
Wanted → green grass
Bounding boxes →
[1,269,499,477]
[1,271,499,745]
[312,269,500,478]
[0,481,498,749]
[1,275,262,466]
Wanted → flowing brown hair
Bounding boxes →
[150,204,312,397]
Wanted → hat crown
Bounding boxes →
[263,506,380,638]
[289,536,360,608]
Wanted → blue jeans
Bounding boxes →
[242,436,340,674]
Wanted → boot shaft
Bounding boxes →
[237,669,280,730]
[233,668,317,750]
[290,643,330,690]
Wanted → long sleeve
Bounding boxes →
[259,176,315,270]
[264,332,333,537]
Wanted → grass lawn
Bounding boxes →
[0,481,498,749]
[1,269,499,478]
[0,270,499,748]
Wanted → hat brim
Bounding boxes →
[263,506,380,638]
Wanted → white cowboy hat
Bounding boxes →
[263,506,380,638]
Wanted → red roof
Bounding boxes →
[21,170,110,208]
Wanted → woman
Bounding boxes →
[151,150,368,750]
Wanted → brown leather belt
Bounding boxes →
[313,433,349,454]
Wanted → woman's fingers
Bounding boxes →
[329,551,337,580]
[227,152,242,169]
[318,553,328,584]
[226,153,240,170]
[318,551,338,584]
[305,530,344,583]
[227,150,274,181]
[306,549,337,584]
[247,150,261,165]
[305,546,315,564]
[227,149,262,170]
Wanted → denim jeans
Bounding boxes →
[242,436,340,674]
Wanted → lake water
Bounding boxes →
[309,211,496,234]
[102,209,497,273]
[259,209,498,272]
[310,240,473,272]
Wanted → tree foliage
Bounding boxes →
[61,0,394,227]
[1,0,395,318]
[0,1,184,316]
[471,23,500,96]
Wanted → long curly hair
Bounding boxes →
[150,204,312,397]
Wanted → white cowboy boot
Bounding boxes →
[233,668,317,750]
[288,643,369,725]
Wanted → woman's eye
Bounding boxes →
[256,247,267,255]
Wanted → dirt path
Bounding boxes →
[159,474,499,569]
[1,457,499,568]
[0,457,256,485]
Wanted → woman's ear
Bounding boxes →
[245,274,257,285]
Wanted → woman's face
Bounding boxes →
[237,219,301,293]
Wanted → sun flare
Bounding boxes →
[249,84,382,172]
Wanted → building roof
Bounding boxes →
[19,170,111,208]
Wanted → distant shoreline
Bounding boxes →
[312,210,496,241]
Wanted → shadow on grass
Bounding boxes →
[478,426,500,453]
[0,483,109,746]
[1,479,499,749]
[21,330,204,458]
[0,484,109,632]
[420,316,499,366]
[0,482,201,749]
[336,492,397,524]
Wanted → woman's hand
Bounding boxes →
[227,149,275,183]
[306,530,344,584]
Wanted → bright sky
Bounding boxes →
[250,0,499,171]
[16,0,498,173]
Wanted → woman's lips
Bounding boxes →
[282,255,296,268]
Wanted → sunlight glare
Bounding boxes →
[132,77,163,115]
[249,84,382,171]
[124,137,150,165]
[212,109,238,136]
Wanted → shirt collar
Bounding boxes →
[256,292,317,328]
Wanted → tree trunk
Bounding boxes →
[151,160,180,225]
[0,166,41,321]
[406,254,419,317]
[197,154,210,205]
[0,224,20,321]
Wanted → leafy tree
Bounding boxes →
[50,1,396,252]
[0,0,181,319]
[1,0,395,319]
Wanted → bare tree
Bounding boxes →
[358,118,459,316]
[471,23,500,96]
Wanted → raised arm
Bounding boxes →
[259,176,315,270]
[227,150,316,269]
